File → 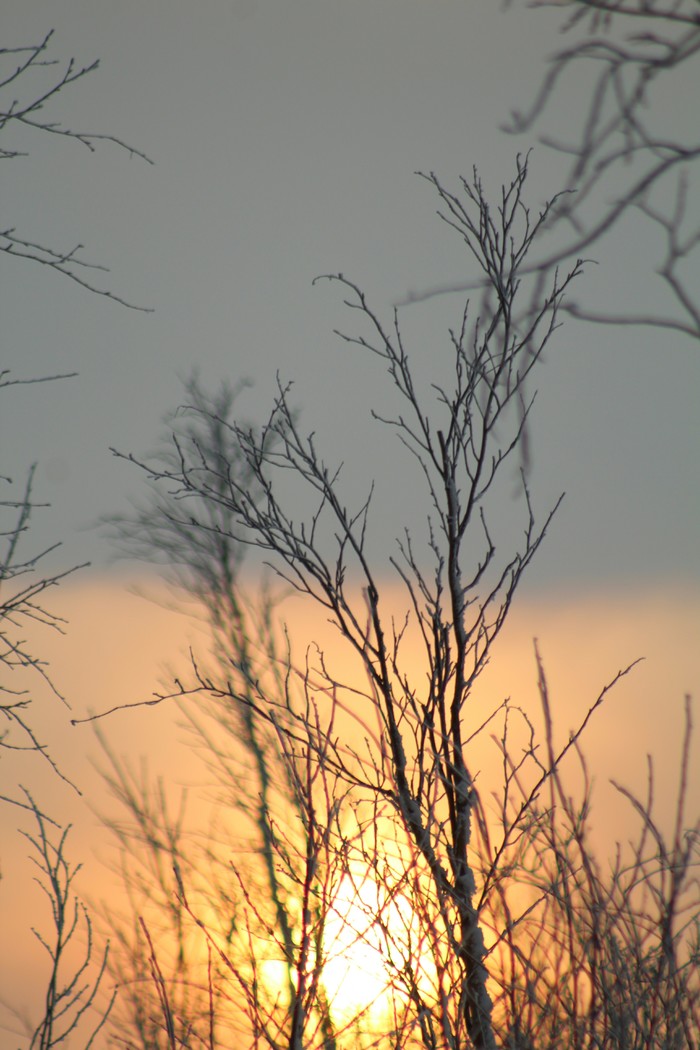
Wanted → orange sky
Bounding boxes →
[1,574,697,1045]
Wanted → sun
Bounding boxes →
[246,862,434,1035]
[320,872,412,1026]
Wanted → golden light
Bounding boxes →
[322,873,395,1024]
[4,578,697,1044]
[321,864,439,1031]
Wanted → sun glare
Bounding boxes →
[322,875,394,1024]
[321,869,432,1029]
[256,872,406,1026]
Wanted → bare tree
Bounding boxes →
[0,30,152,309]
[0,371,86,798]
[1,27,150,1049]
[98,380,365,1048]
[99,158,585,1049]
[508,0,700,341]
[409,2,700,347]
[95,159,698,1049]
[1,23,150,793]
[14,791,116,1050]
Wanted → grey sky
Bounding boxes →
[3,0,699,595]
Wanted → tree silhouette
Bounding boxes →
[98,157,698,1048]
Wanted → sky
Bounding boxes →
[2,0,697,588]
[1,0,699,1042]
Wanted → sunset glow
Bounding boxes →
[3,577,697,1038]
[322,873,407,1025]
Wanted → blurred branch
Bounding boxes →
[406,2,700,349]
